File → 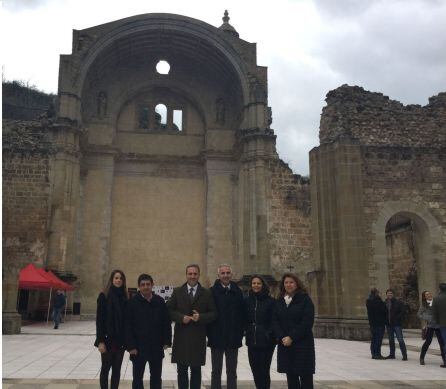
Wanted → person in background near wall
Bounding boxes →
[208,264,245,389]
[95,270,129,389]
[167,264,217,389]
[385,289,408,361]
[126,274,172,389]
[244,275,276,389]
[273,273,315,389]
[366,288,387,360]
[432,282,446,368]
[53,289,66,329]
[418,290,446,366]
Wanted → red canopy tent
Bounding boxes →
[18,264,75,323]
[19,264,52,290]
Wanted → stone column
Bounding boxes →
[46,122,81,273]
[238,129,276,277]
[78,148,116,317]
[2,263,21,334]
[310,135,370,340]
[204,156,237,283]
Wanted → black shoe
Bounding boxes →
[373,355,385,360]
[441,364,446,368]
[420,357,425,365]
[386,355,395,359]
[402,356,408,361]
[54,325,58,329]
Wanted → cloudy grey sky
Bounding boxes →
[3,0,446,174]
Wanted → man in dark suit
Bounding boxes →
[167,264,217,389]
[207,264,245,389]
[126,274,172,389]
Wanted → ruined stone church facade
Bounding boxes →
[3,13,445,337]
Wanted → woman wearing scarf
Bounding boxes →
[418,290,446,366]
[244,275,276,389]
[273,273,315,389]
[95,269,129,389]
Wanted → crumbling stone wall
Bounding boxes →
[2,120,55,266]
[320,85,446,147]
[268,159,312,281]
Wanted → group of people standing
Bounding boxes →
[366,284,446,367]
[95,264,316,389]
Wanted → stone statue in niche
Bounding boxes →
[97,91,107,119]
[216,98,225,125]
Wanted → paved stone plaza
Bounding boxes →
[2,321,445,388]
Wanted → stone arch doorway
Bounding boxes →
[372,201,443,327]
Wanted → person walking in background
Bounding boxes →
[208,264,245,389]
[167,264,217,389]
[418,290,446,366]
[273,273,315,389]
[366,288,387,360]
[385,289,408,361]
[52,289,66,329]
[244,275,276,389]
[126,274,172,389]
[432,282,446,368]
[95,270,129,389]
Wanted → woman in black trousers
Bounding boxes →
[95,269,129,389]
[273,273,315,389]
[244,275,276,389]
[418,290,446,365]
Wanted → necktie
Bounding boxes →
[189,287,194,302]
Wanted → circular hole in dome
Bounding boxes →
[156,60,170,75]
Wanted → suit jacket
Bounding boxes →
[167,283,217,366]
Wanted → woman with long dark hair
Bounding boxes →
[95,269,129,389]
[418,290,446,366]
[244,275,276,389]
[273,273,315,389]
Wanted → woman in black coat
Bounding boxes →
[273,273,315,389]
[244,275,276,389]
[95,269,129,389]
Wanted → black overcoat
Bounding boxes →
[125,293,172,360]
[94,291,127,348]
[366,296,387,327]
[207,280,245,349]
[244,290,276,349]
[272,293,315,375]
[167,283,217,366]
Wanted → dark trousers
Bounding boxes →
[247,345,275,389]
[386,325,407,358]
[286,373,314,389]
[421,327,446,361]
[100,349,125,389]
[131,355,163,389]
[177,364,201,389]
[370,326,385,357]
[211,347,239,389]
[53,307,63,327]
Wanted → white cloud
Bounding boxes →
[2,0,445,174]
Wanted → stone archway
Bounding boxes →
[371,201,443,320]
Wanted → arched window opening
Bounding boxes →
[173,110,183,131]
[156,60,170,75]
[385,214,419,328]
[155,104,167,129]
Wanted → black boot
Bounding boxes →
[420,356,425,365]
